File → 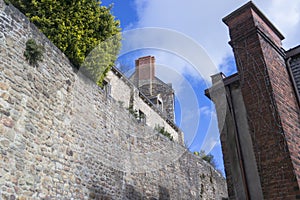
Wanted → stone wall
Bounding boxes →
[139,79,175,122]
[0,2,227,200]
[106,70,132,108]
[151,80,175,122]
[132,88,180,142]
[106,68,183,144]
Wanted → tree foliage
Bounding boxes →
[10,0,121,84]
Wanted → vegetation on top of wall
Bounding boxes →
[9,0,121,85]
[194,150,217,168]
[155,125,173,141]
[24,38,44,66]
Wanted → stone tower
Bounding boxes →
[130,56,175,121]
[206,2,300,199]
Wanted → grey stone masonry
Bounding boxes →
[0,1,227,200]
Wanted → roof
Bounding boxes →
[286,45,300,58]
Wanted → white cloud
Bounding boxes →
[133,0,243,67]
[257,0,300,48]
[267,0,300,28]
[199,106,213,117]
[120,28,218,83]
[132,0,300,68]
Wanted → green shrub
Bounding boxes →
[24,39,44,66]
[194,150,217,168]
[11,0,121,85]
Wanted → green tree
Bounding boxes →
[10,0,121,85]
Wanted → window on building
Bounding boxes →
[138,110,146,124]
[102,80,111,97]
[157,99,163,110]
[157,94,163,111]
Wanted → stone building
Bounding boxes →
[206,2,300,199]
[130,56,175,121]
[105,62,183,144]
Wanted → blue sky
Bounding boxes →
[102,0,300,173]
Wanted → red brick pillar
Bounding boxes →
[223,2,300,199]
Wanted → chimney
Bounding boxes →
[135,56,155,89]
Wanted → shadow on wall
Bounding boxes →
[125,184,170,200]
[88,184,170,200]
[158,186,170,200]
[88,186,112,200]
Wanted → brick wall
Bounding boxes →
[223,2,300,199]
[135,56,155,85]
[0,2,227,199]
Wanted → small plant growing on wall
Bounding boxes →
[127,105,139,119]
[155,125,173,141]
[24,39,44,66]
[194,150,217,168]
[127,106,146,123]
[4,0,10,5]
[118,101,124,108]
